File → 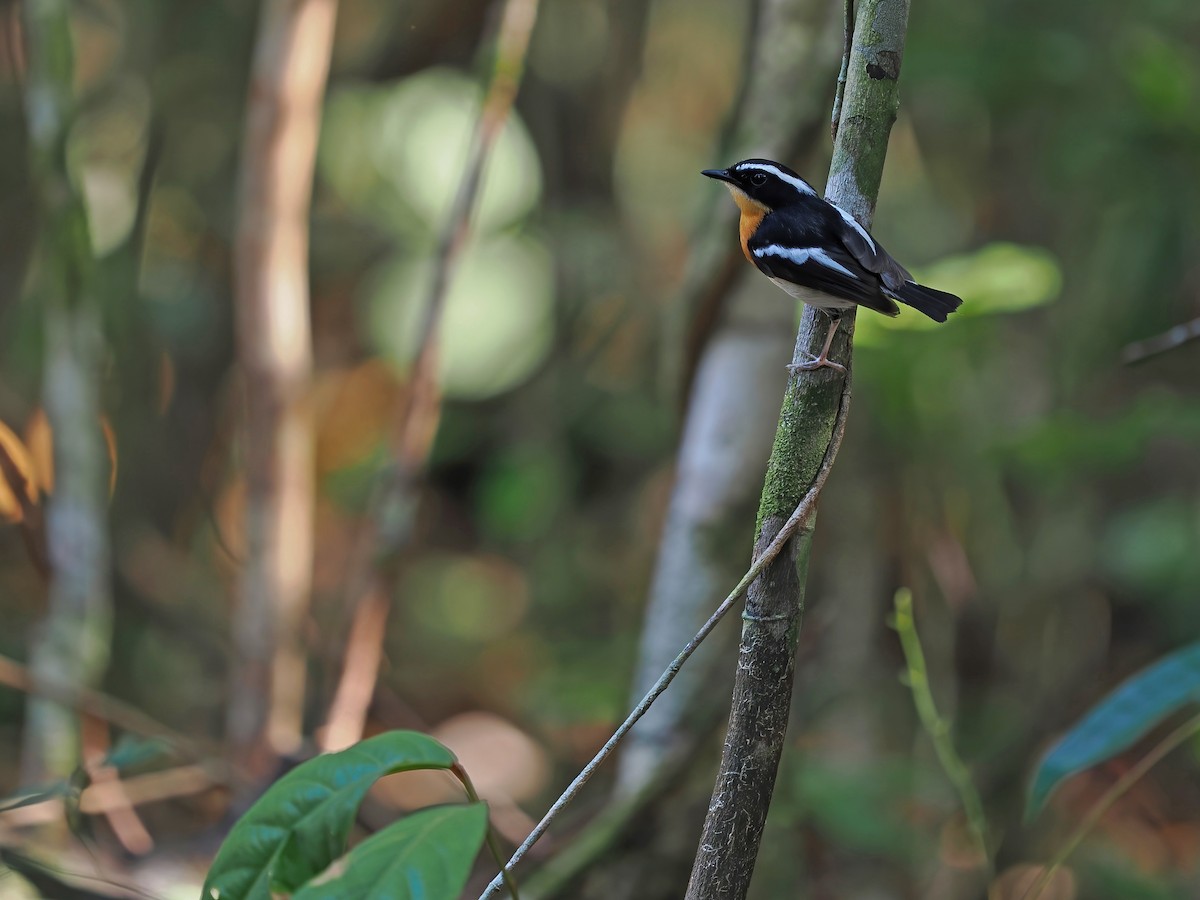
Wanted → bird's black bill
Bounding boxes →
[701,168,735,184]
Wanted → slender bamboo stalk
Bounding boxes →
[19,0,113,794]
[893,590,994,887]
[229,0,337,776]
[686,1,912,895]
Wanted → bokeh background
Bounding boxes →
[1,0,1199,897]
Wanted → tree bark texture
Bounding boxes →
[229,0,336,778]
[19,0,114,791]
[685,1,911,896]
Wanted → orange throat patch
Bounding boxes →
[727,186,770,262]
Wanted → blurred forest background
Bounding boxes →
[1,0,1199,897]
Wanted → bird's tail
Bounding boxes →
[889,281,963,323]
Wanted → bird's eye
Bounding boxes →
[750,172,768,186]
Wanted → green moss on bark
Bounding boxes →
[755,361,844,535]
[688,0,912,896]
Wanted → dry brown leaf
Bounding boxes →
[0,420,39,524]
[313,360,402,476]
[23,408,53,495]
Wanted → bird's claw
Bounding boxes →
[787,355,846,374]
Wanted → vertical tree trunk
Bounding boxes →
[229,0,336,779]
[686,0,911,895]
[19,0,114,793]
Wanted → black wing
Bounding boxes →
[748,211,900,316]
[823,198,913,290]
[751,197,964,322]
[824,198,963,321]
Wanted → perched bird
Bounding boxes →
[702,159,962,372]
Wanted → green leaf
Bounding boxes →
[0,781,73,813]
[102,735,172,772]
[918,242,1061,317]
[857,242,1062,345]
[292,804,489,900]
[1027,642,1200,819]
[202,731,458,900]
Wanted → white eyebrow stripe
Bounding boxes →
[827,201,877,252]
[753,245,857,279]
[735,163,817,196]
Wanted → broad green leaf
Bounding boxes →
[292,804,489,900]
[1027,641,1200,819]
[202,731,458,900]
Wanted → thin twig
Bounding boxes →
[1,764,226,828]
[1020,710,1200,900]
[397,0,540,480]
[892,589,995,892]
[1121,315,1200,364]
[452,763,520,900]
[830,0,854,141]
[0,653,212,761]
[479,371,854,899]
[81,718,154,856]
[518,727,714,898]
[0,848,166,900]
[407,0,540,412]
[321,0,541,752]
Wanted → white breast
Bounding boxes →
[767,278,857,311]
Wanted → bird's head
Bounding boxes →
[702,159,817,216]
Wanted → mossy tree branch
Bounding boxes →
[685,1,910,896]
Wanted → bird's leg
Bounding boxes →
[787,311,846,374]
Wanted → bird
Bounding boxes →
[702,158,963,372]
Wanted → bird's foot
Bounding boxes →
[787,353,846,374]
